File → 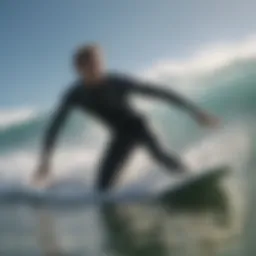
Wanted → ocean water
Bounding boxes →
[1,51,256,255]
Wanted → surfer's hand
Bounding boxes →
[195,111,220,128]
[31,162,50,188]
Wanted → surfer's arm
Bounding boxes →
[124,78,201,116]
[121,76,219,126]
[39,93,72,174]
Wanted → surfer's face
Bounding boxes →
[76,47,105,83]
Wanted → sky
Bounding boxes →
[1,0,256,108]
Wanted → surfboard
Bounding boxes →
[157,166,230,210]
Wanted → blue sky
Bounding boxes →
[1,0,256,108]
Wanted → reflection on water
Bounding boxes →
[0,180,246,256]
[100,181,243,256]
[36,208,66,256]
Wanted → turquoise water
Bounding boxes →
[1,57,256,255]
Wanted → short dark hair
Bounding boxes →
[73,43,100,67]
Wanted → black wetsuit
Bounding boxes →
[42,73,200,191]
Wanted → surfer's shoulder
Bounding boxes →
[106,72,136,88]
[61,80,83,102]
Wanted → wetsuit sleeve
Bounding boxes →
[123,77,202,115]
[41,90,73,159]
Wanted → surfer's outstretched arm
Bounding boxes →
[33,92,72,184]
[127,79,201,115]
[123,77,219,126]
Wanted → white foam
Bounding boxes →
[0,108,38,130]
[0,144,153,188]
[183,123,251,172]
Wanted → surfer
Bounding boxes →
[33,44,219,191]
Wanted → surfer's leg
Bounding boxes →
[96,134,137,192]
[142,128,186,173]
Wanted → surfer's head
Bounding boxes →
[74,43,105,84]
